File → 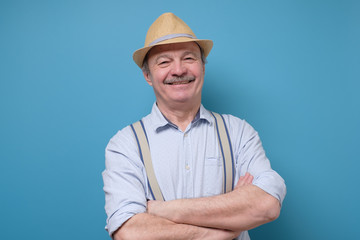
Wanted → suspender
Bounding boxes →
[210,112,235,194]
[130,112,234,201]
[130,121,164,201]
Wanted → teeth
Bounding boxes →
[169,80,193,85]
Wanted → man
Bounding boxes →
[103,12,286,239]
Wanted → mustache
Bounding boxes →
[164,75,196,84]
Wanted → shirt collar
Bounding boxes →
[198,104,213,125]
[148,102,214,131]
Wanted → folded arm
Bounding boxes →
[113,212,239,240]
[147,173,281,232]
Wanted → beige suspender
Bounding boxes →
[211,112,234,194]
[131,121,164,201]
[131,112,234,201]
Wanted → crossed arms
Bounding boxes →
[105,119,286,239]
[113,173,281,240]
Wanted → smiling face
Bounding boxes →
[143,41,205,112]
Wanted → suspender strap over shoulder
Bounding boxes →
[211,112,235,193]
[130,112,234,200]
[131,121,164,201]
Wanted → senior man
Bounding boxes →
[103,12,286,240]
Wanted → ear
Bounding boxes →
[143,70,153,86]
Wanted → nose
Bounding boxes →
[170,59,187,76]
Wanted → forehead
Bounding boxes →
[147,41,201,60]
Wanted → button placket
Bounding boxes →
[183,131,191,171]
[183,130,194,197]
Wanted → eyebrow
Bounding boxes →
[182,51,199,58]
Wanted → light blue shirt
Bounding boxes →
[102,103,286,239]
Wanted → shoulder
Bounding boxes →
[106,104,155,151]
[217,113,259,148]
[220,114,256,134]
[106,125,136,151]
[105,123,145,168]
[107,109,153,151]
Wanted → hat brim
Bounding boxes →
[133,38,213,68]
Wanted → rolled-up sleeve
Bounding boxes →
[102,127,148,237]
[227,117,286,205]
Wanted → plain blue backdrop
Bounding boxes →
[1,0,359,239]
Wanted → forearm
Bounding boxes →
[113,212,238,240]
[148,184,280,232]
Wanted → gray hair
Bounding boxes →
[142,44,207,75]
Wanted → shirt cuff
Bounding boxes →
[106,205,146,238]
[252,172,287,206]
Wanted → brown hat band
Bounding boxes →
[149,33,195,46]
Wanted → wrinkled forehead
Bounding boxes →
[146,41,201,60]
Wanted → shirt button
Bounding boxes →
[185,165,190,170]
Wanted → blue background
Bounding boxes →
[1,0,359,239]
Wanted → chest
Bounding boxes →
[147,125,224,200]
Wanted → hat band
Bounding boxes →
[149,33,195,46]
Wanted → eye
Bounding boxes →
[184,56,195,61]
[156,58,171,66]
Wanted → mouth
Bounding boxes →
[164,76,196,85]
[167,79,195,85]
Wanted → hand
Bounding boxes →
[235,172,254,189]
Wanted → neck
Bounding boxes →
[156,101,201,132]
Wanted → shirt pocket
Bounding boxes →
[203,157,223,197]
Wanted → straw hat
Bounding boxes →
[133,12,213,68]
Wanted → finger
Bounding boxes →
[244,172,254,184]
[247,174,254,184]
[235,176,245,188]
[240,172,254,186]
[235,173,251,188]
[243,172,250,183]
